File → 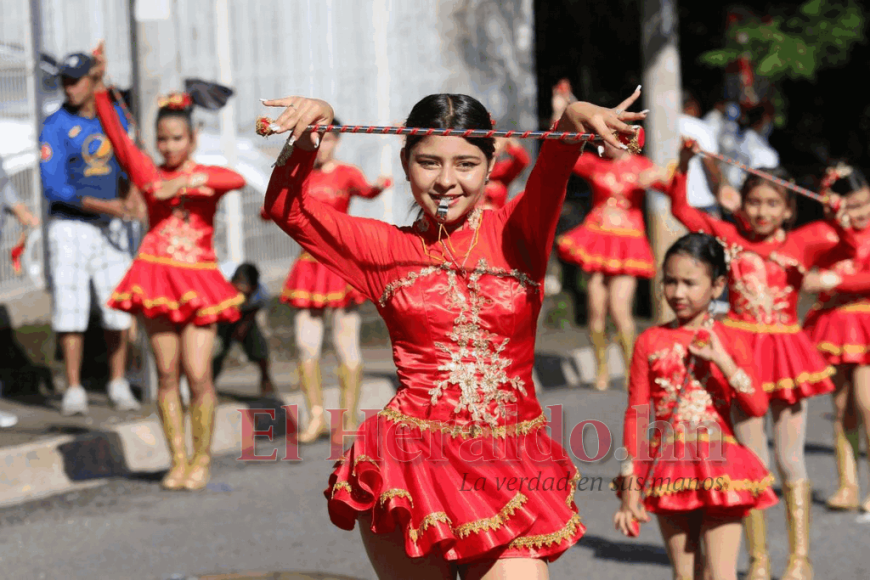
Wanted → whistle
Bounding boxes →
[436,198,449,221]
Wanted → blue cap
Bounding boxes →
[58,52,94,79]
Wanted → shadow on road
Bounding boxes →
[576,533,670,566]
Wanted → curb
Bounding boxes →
[0,378,396,508]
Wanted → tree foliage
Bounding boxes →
[699,0,864,80]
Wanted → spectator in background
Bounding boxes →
[212,263,275,396]
[38,51,140,415]
[0,158,40,428]
[679,92,727,218]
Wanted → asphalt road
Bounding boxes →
[1,379,868,580]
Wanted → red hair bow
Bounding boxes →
[158,92,193,110]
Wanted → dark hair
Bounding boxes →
[156,106,194,135]
[664,233,728,280]
[232,263,260,288]
[828,165,869,196]
[402,94,495,160]
[740,166,797,228]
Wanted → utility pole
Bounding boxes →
[641,0,685,322]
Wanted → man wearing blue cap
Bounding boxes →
[39,51,139,415]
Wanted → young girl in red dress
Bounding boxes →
[93,52,244,491]
[670,141,852,580]
[555,141,668,391]
[613,232,777,580]
[262,89,644,578]
[263,121,391,446]
[478,137,530,210]
[802,165,870,513]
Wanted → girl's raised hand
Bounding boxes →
[679,137,699,174]
[555,86,646,151]
[260,97,334,151]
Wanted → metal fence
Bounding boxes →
[0,0,536,302]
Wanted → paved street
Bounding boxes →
[0,351,868,580]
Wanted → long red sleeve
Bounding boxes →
[94,90,160,193]
[343,165,383,199]
[201,166,246,195]
[831,270,870,293]
[264,146,396,301]
[502,140,583,280]
[490,142,530,185]
[720,326,768,417]
[782,219,858,269]
[623,332,651,462]
[668,171,736,241]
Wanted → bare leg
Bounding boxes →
[59,332,84,388]
[700,515,742,580]
[179,322,218,491]
[608,275,637,389]
[460,559,548,580]
[771,399,809,483]
[103,328,128,382]
[587,272,609,391]
[657,511,702,580]
[852,364,870,511]
[142,317,185,489]
[357,512,456,580]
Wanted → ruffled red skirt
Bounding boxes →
[613,438,778,517]
[281,252,366,309]
[804,301,870,366]
[723,320,835,403]
[109,256,243,326]
[325,412,585,563]
[556,222,654,278]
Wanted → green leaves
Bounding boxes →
[698,0,864,82]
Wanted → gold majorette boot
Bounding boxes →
[616,329,635,391]
[183,391,216,491]
[333,363,363,446]
[742,509,771,580]
[297,359,327,443]
[590,329,609,391]
[158,389,188,490]
[781,479,813,580]
[826,427,860,510]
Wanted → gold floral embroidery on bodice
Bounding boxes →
[647,329,719,428]
[380,258,540,429]
[158,214,206,264]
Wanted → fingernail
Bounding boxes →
[633,125,641,131]
[597,145,605,157]
[269,123,281,132]
[640,109,650,114]
[636,85,642,92]
[312,134,321,148]
[620,143,630,150]
[288,135,296,147]
[260,98,268,103]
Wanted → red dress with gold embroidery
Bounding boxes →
[556,154,664,278]
[616,321,777,516]
[804,226,870,365]
[668,172,838,403]
[279,163,383,309]
[481,141,531,209]
[265,140,585,563]
[95,90,243,325]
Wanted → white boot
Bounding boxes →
[61,385,89,416]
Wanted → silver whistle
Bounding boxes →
[436,198,449,221]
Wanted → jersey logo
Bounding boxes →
[68,125,82,138]
[40,143,52,162]
[82,134,114,176]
